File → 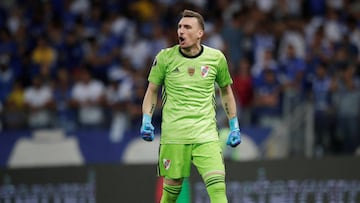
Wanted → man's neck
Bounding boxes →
[180,44,203,58]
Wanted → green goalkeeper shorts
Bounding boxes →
[158,141,225,179]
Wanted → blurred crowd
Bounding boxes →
[0,0,360,155]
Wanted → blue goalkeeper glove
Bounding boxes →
[140,114,155,142]
[226,117,241,147]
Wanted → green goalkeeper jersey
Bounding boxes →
[148,45,233,144]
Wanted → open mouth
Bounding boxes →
[179,36,185,44]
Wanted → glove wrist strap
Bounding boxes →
[229,117,239,131]
[143,114,152,123]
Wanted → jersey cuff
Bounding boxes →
[218,82,232,88]
[148,79,162,86]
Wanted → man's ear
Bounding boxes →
[198,30,204,39]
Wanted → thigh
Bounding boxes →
[158,144,192,179]
[192,141,225,178]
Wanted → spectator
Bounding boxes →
[31,35,57,68]
[323,8,345,44]
[83,36,101,71]
[252,20,276,67]
[110,11,135,42]
[281,44,306,89]
[6,7,24,35]
[148,23,169,59]
[0,54,14,104]
[70,68,106,129]
[232,58,253,126]
[251,49,279,83]
[0,28,17,58]
[127,67,150,129]
[47,21,66,68]
[310,62,336,156]
[332,65,360,154]
[91,17,120,82]
[203,19,225,52]
[122,28,152,71]
[347,16,360,61]
[129,0,156,23]
[105,56,134,142]
[278,17,305,63]
[38,63,54,86]
[280,44,307,114]
[62,29,84,71]
[24,75,55,129]
[334,35,358,66]
[2,80,27,130]
[106,78,132,142]
[331,45,352,73]
[221,10,245,69]
[83,2,102,37]
[13,23,32,76]
[53,68,76,133]
[128,83,146,132]
[252,69,282,127]
[305,26,334,65]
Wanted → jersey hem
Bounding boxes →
[160,138,219,145]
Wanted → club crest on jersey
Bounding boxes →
[201,66,209,77]
[188,67,195,76]
[163,159,171,170]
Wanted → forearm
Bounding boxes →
[219,85,237,119]
[142,82,159,116]
[221,85,241,147]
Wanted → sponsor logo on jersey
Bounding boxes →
[163,159,171,170]
[188,67,195,76]
[201,66,209,77]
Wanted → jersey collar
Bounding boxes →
[179,45,204,58]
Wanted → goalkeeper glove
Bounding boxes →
[226,117,241,147]
[140,114,155,141]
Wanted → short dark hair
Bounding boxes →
[182,9,205,31]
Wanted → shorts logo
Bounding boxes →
[201,66,209,77]
[188,67,195,76]
[163,159,171,170]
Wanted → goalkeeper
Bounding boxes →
[141,9,241,203]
